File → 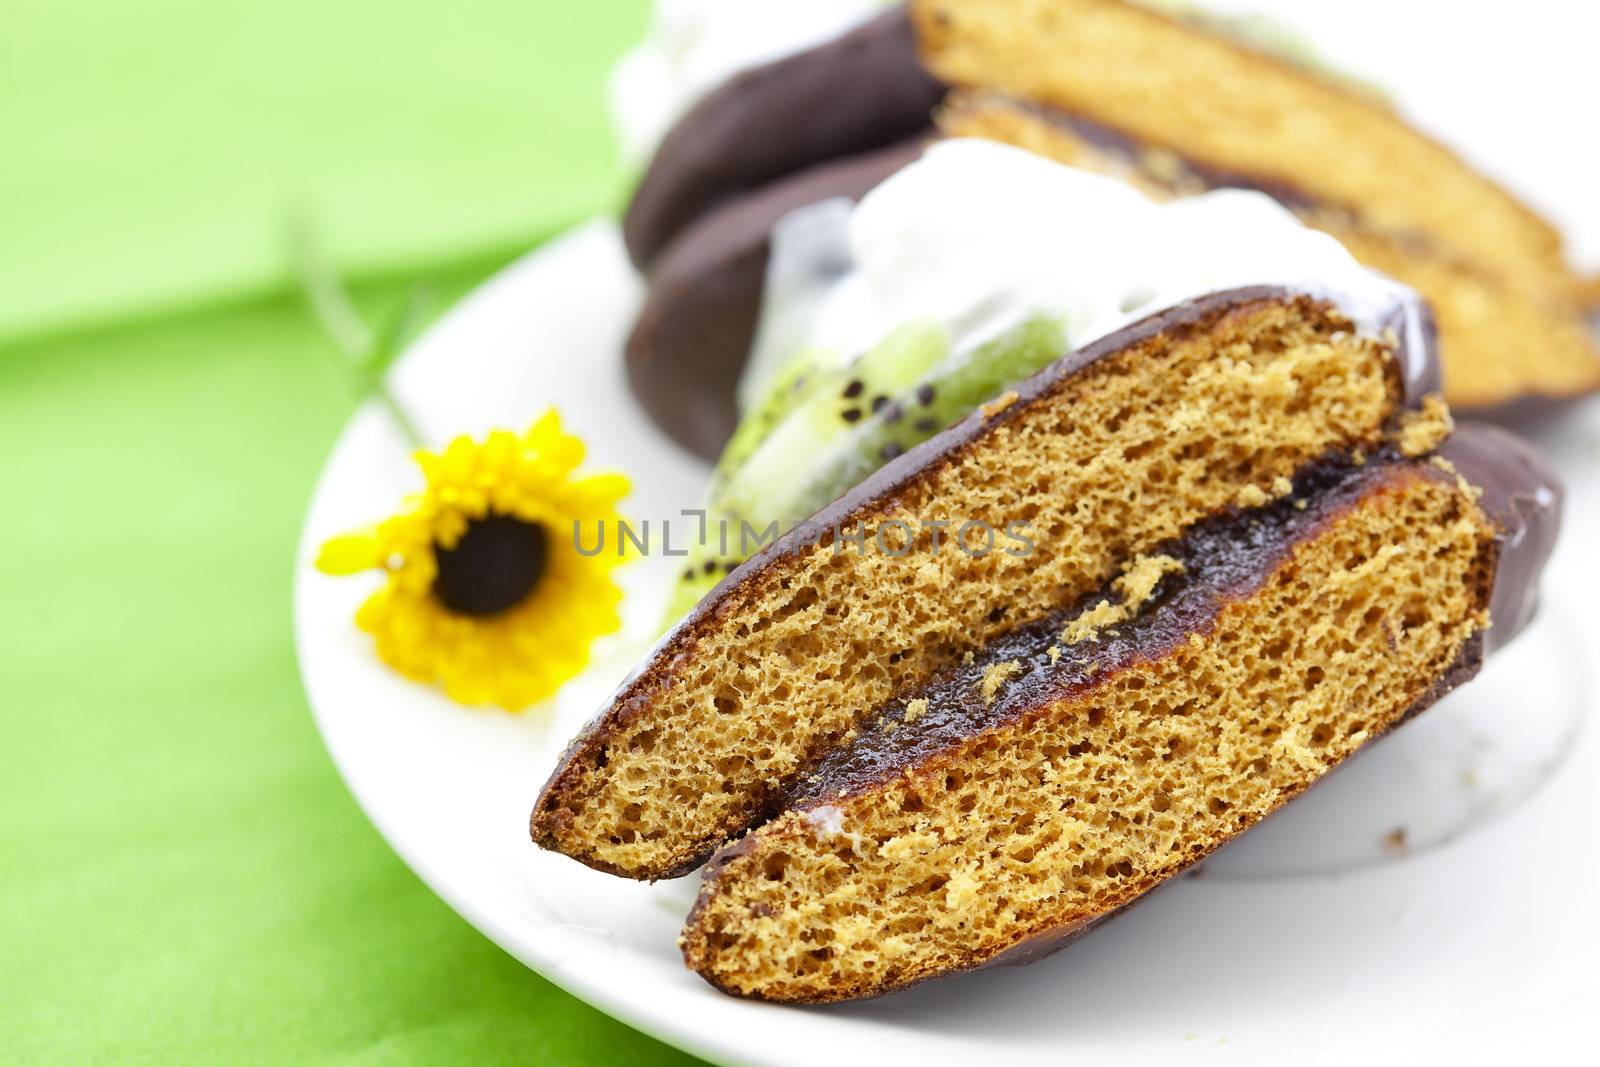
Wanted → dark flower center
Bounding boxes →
[432,513,549,617]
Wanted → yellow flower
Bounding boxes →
[316,410,630,710]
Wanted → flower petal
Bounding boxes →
[316,528,386,574]
[329,409,634,712]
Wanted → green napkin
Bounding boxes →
[0,0,640,342]
[1,0,705,1062]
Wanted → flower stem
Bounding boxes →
[365,372,426,450]
[286,211,429,450]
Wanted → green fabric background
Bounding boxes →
[1,2,702,1063]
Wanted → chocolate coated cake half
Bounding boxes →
[532,142,1487,881]
[679,423,1559,1001]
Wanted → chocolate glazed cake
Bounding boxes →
[936,93,1600,420]
[533,264,1561,996]
[679,423,1559,1002]
[540,139,1566,989]
[532,282,1448,880]
[619,0,1600,457]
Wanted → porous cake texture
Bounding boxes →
[681,449,1495,1001]
[532,291,1410,879]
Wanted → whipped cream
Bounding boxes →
[752,139,1431,401]
[610,0,892,166]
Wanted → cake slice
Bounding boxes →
[679,423,1559,1002]
[938,91,1600,416]
[913,0,1576,299]
[532,140,1447,880]
[911,0,1600,414]
[534,285,1425,878]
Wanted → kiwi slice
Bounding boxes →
[664,316,1067,624]
[711,351,835,491]
[717,315,1065,522]
[663,321,951,623]
[842,315,1070,476]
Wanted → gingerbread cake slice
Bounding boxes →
[913,0,1600,414]
[911,0,1575,300]
[937,91,1600,416]
[531,141,1443,880]
[679,423,1560,1002]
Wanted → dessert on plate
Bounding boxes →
[616,0,1600,457]
[532,142,1562,999]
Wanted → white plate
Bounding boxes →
[296,220,1600,1065]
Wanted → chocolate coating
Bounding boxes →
[627,140,926,459]
[622,6,940,271]
[1436,422,1564,653]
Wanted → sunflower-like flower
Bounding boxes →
[316,411,630,710]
